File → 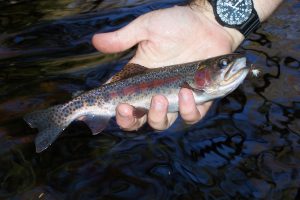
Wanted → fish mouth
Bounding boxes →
[221,57,249,89]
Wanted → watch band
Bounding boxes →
[239,10,261,37]
[208,0,261,38]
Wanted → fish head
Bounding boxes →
[194,53,249,95]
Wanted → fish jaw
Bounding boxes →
[193,53,245,91]
[219,57,249,94]
[224,57,248,81]
[196,56,249,100]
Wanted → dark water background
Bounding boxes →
[0,0,300,199]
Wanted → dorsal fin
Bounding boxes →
[110,63,149,83]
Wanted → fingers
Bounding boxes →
[116,104,146,131]
[92,17,148,53]
[179,88,212,124]
[148,95,177,131]
[196,101,212,120]
[116,90,212,132]
[116,95,178,132]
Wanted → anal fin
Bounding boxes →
[79,115,111,135]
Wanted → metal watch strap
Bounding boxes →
[208,0,261,38]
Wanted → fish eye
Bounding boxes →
[219,58,229,69]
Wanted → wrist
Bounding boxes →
[190,0,283,50]
[190,1,244,51]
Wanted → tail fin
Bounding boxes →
[24,105,66,153]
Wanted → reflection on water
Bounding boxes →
[0,0,300,199]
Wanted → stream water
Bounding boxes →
[0,0,300,199]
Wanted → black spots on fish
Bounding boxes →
[66,108,71,115]
[70,106,76,113]
[48,108,63,125]
[74,100,83,109]
[62,106,73,117]
[68,100,83,110]
[63,112,68,118]
[62,111,69,118]
[100,95,109,104]
[52,112,60,121]
[85,98,96,106]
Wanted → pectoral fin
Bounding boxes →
[181,82,194,90]
[79,115,111,135]
[181,82,205,94]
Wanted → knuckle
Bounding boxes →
[180,108,193,116]
[121,116,146,131]
[184,117,201,125]
[147,113,165,125]
[148,118,162,127]
[181,112,202,125]
[117,117,135,129]
[148,118,168,130]
[148,114,162,124]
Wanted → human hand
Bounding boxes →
[92,4,242,131]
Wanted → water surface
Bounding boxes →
[0,0,300,199]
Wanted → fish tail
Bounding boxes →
[24,104,67,153]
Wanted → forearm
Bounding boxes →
[190,0,283,49]
[253,0,283,22]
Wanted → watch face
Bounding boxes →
[216,0,253,26]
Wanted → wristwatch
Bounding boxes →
[208,0,261,38]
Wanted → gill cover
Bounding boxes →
[194,54,245,90]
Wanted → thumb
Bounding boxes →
[92,17,148,53]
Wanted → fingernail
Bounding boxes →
[118,110,128,118]
[180,91,189,102]
[153,99,164,111]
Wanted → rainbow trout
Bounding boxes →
[24,53,249,152]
